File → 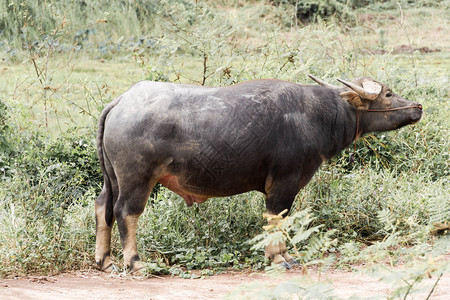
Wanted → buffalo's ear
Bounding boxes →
[340,90,366,108]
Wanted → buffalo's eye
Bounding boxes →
[386,91,393,97]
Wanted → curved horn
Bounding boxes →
[336,78,379,100]
[308,74,338,89]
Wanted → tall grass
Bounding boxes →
[0,0,159,47]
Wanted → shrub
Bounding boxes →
[271,0,355,23]
[0,104,101,276]
[137,190,267,270]
[0,100,12,175]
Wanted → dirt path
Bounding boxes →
[1,267,449,299]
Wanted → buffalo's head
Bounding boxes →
[309,75,423,133]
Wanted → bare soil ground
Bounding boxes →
[1,267,449,299]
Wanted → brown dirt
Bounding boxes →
[368,45,441,55]
[1,267,449,299]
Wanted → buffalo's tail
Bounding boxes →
[96,97,121,227]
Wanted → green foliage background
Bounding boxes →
[0,0,448,277]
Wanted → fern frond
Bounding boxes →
[428,185,449,224]
[291,224,323,244]
[377,208,396,232]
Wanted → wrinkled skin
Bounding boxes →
[95,77,422,272]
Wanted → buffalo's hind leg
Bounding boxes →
[114,178,156,272]
[95,186,115,271]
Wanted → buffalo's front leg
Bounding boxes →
[264,174,300,268]
[264,213,297,268]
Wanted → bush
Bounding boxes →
[138,190,267,270]
[271,0,356,23]
[269,0,447,25]
[0,100,12,175]
[0,103,101,276]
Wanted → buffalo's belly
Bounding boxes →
[158,175,209,206]
[158,166,265,206]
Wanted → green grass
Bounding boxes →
[0,0,448,278]
[0,57,144,134]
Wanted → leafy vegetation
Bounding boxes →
[0,2,448,298]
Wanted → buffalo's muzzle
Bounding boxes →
[411,103,423,123]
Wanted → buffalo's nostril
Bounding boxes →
[418,104,423,111]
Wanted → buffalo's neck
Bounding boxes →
[315,98,358,160]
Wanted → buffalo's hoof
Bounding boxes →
[280,261,292,269]
[128,261,145,274]
[110,264,120,272]
[99,263,119,273]
[288,259,300,267]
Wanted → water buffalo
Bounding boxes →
[95,75,422,271]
